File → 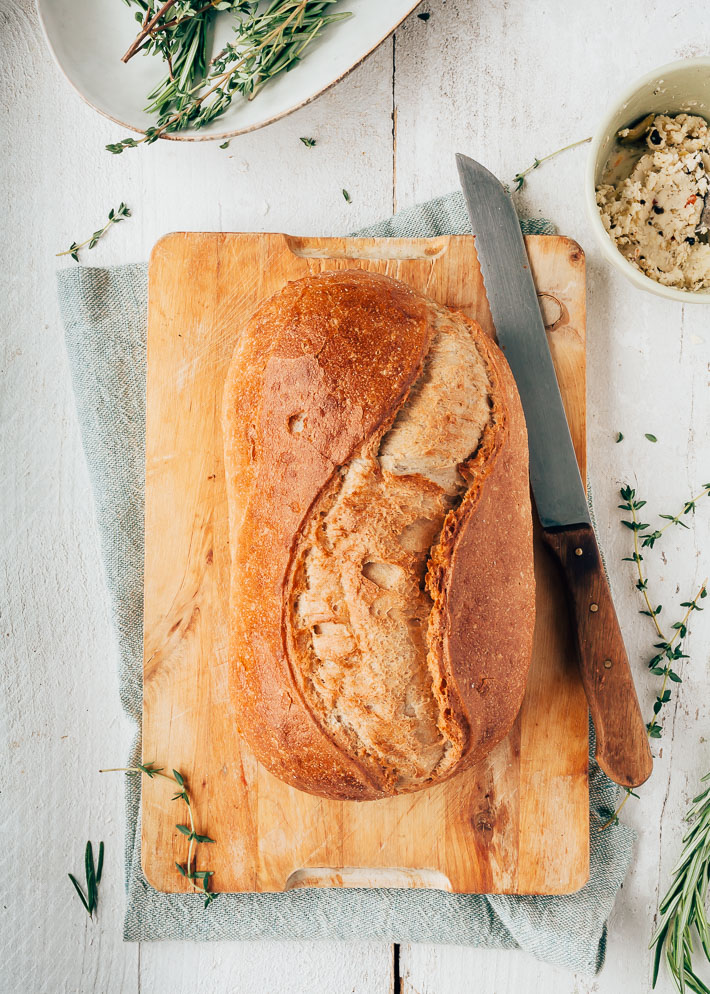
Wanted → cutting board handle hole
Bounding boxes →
[284,235,450,261]
[284,866,454,891]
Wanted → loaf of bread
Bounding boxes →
[222,269,535,801]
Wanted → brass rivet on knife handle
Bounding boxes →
[543,523,653,789]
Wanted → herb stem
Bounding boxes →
[56,203,131,261]
[599,485,708,831]
[122,0,179,63]
[657,486,710,536]
[513,136,592,191]
[629,498,664,640]
[100,763,215,903]
[645,582,706,740]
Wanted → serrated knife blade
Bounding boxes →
[456,152,652,789]
[456,153,590,530]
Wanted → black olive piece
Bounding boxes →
[652,205,665,215]
[649,129,662,145]
[686,237,696,245]
[640,199,646,205]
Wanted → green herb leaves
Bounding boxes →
[512,136,591,192]
[342,188,352,204]
[100,761,217,908]
[57,203,132,261]
[602,484,708,829]
[299,136,316,147]
[645,432,658,443]
[650,771,710,990]
[109,2,352,152]
[68,841,104,918]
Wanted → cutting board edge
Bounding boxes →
[141,231,590,896]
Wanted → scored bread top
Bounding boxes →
[222,269,535,800]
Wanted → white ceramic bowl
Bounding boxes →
[36,0,420,142]
[585,57,710,304]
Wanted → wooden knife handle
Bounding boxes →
[543,523,653,788]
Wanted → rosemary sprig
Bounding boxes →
[68,841,104,918]
[57,203,132,261]
[650,771,710,991]
[601,484,707,829]
[513,136,591,191]
[100,762,217,907]
[109,1,351,152]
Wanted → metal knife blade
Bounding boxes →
[456,152,652,789]
[455,152,590,531]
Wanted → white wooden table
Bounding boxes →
[3,2,710,991]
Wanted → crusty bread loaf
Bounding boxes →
[222,269,535,801]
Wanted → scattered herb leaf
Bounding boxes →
[616,432,624,443]
[219,140,231,149]
[299,136,316,147]
[342,188,352,204]
[68,841,104,918]
[645,433,658,443]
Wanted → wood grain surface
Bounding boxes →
[142,231,589,896]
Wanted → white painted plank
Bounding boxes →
[139,942,393,994]
[1,2,395,992]
[395,0,710,991]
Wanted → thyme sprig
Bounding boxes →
[109,1,351,152]
[513,136,591,191]
[601,485,707,829]
[650,771,710,991]
[68,841,104,918]
[57,203,131,261]
[641,484,710,549]
[100,762,217,907]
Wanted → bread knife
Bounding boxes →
[456,152,652,788]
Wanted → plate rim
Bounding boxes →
[34,0,422,143]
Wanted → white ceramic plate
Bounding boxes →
[36,0,420,141]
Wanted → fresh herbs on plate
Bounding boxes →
[651,772,710,992]
[68,841,104,918]
[108,1,352,152]
[56,203,132,262]
[601,482,709,829]
[101,762,218,907]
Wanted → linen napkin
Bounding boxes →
[56,189,634,974]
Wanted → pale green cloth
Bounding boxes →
[56,190,633,974]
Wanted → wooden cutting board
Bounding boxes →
[142,232,589,896]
